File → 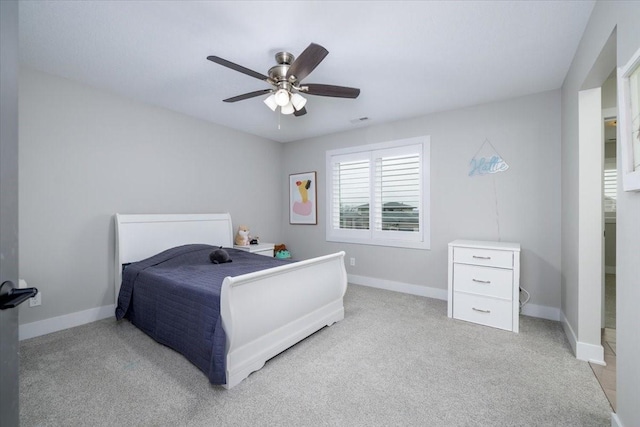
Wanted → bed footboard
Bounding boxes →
[220,251,347,389]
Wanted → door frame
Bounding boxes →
[0,1,21,425]
[574,28,617,365]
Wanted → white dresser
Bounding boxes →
[233,243,275,257]
[447,240,521,332]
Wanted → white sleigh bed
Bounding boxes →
[114,213,347,389]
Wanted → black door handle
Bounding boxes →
[0,281,38,310]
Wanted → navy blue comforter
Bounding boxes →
[115,244,292,384]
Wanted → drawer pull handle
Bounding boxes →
[472,255,491,260]
[472,278,491,284]
[472,307,491,314]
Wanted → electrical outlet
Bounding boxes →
[29,291,41,307]
[350,257,356,266]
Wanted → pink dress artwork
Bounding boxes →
[293,179,313,216]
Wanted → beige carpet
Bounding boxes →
[20,284,612,426]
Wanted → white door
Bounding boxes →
[0,2,21,424]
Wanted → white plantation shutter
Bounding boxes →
[374,146,421,235]
[326,137,430,249]
[331,157,370,230]
[604,166,617,212]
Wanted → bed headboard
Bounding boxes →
[114,213,234,302]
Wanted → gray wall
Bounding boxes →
[601,73,617,110]
[18,68,283,324]
[282,90,562,313]
[561,1,640,425]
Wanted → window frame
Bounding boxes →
[325,136,430,250]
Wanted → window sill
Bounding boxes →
[326,235,430,250]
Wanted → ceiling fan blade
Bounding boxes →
[294,107,307,117]
[223,89,271,103]
[207,56,269,81]
[286,43,329,82]
[303,84,360,99]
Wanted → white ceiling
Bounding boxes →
[19,1,595,143]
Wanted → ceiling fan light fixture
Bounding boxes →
[290,93,307,111]
[280,102,295,115]
[274,89,290,107]
[209,43,361,119]
[263,94,278,111]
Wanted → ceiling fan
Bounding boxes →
[207,43,360,117]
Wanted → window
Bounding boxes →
[326,136,430,249]
[604,161,617,213]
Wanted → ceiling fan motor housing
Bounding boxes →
[269,52,297,88]
[268,64,288,82]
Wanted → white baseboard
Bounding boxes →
[560,312,604,365]
[605,266,616,275]
[348,274,448,301]
[349,274,560,323]
[561,312,578,355]
[578,340,605,365]
[521,302,561,321]
[611,412,623,427]
[19,304,115,341]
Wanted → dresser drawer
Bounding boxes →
[234,243,275,257]
[453,247,513,269]
[453,264,513,300]
[251,248,275,257]
[452,292,513,331]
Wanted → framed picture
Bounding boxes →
[618,46,640,191]
[289,171,317,225]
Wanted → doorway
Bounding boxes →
[602,106,617,333]
[577,29,618,412]
[593,105,618,411]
